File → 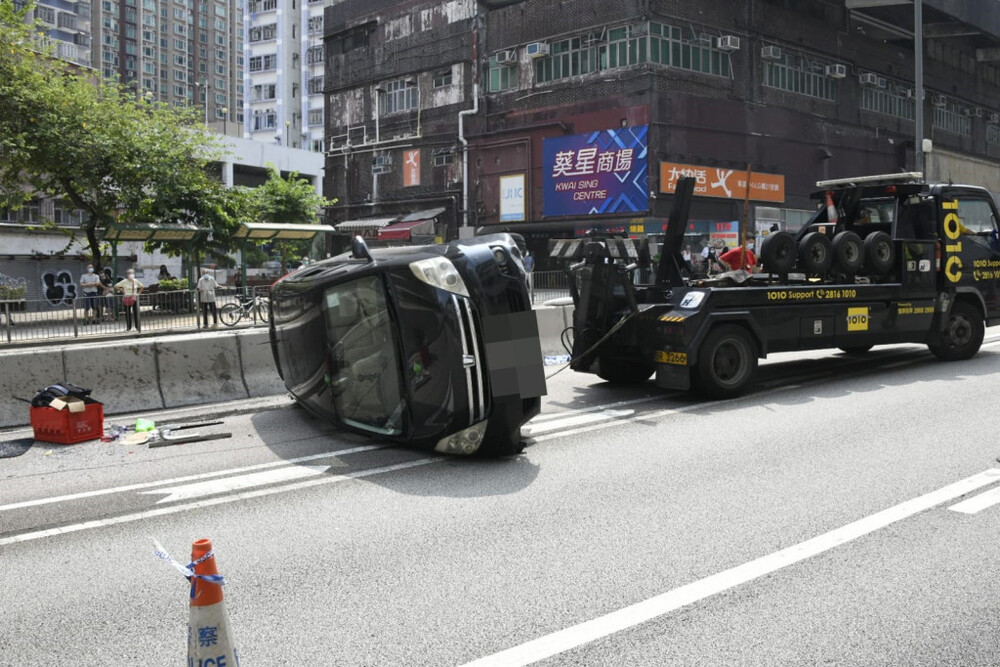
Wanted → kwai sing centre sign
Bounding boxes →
[542,125,649,217]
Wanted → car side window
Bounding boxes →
[954,198,997,235]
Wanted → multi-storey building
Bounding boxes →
[244,0,325,150]
[322,0,1000,262]
[18,0,93,67]
[92,0,244,129]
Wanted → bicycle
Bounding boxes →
[219,293,270,326]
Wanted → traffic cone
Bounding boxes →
[825,190,839,224]
[187,539,239,667]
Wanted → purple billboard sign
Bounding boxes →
[543,125,648,217]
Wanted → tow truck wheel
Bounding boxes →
[864,232,895,275]
[759,231,797,274]
[928,301,984,361]
[832,231,864,274]
[797,232,833,275]
[598,359,654,384]
[694,325,757,399]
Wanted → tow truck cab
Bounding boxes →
[557,173,1000,398]
[268,234,545,456]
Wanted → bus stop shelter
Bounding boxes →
[233,222,338,293]
[102,221,209,285]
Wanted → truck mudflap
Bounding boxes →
[654,359,691,391]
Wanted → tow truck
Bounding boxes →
[552,172,1000,397]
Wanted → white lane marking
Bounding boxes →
[0,457,442,547]
[522,409,634,437]
[948,485,1000,514]
[461,468,1000,667]
[0,444,385,512]
[141,465,332,504]
[531,396,664,423]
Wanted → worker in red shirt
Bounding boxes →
[718,244,758,272]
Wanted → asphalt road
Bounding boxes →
[3,337,1000,665]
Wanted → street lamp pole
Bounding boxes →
[198,81,209,125]
[284,120,291,147]
[914,0,925,176]
[222,107,228,136]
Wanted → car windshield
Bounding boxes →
[323,276,405,436]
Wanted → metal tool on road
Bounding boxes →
[149,421,231,448]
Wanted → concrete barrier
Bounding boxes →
[156,334,247,408]
[0,347,67,428]
[237,330,286,398]
[0,304,576,428]
[63,340,163,416]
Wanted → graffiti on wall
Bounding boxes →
[42,270,77,307]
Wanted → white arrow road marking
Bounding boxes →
[948,485,1000,514]
[0,444,385,512]
[461,468,1000,667]
[521,409,634,437]
[0,457,443,547]
[140,465,332,504]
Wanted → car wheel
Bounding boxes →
[760,231,797,274]
[797,232,833,275]
[694,324,757,399]
[864,231,895,275]
[832,231,864,274]
[928,301,984,361]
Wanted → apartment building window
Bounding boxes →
[252,111,276,130]
[248,54,277,72]
[762,49,836,101]
[215,93,226,104]
[932,102,972,136]
[214,18,225,30]
[433,67,453,88]
[307,45,324,64]
[174,23,186,35]
[174,54,186,66]
[214,3,225,16]
[215,64,225,74]
[53,201,85,227]
[308,16,322,35]
[860,84,915,120]
[602,25,647,70]
[988,124,1000,146]
[173,7,186,20]
[381,78,417,114]
[36,6,55,23]
[173,84,185,96]
[215,34,226,46]
[535,37,597,83]
[308,108,323,126]
[249,23,276,42]
[174,69,186,81]
[307,76,325,95]
[488,55,516,92]
[251,83,277,101]
[214,77,225,89]
[433,150,454,167]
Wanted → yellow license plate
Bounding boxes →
[655,350,688,366]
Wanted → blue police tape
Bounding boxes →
[152,538,226,599]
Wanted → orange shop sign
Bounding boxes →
[659,162,785,203]
[403,149,421,187]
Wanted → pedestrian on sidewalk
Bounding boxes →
[79,264,101,323]
[197,267,219,328]
[115,269,145,332]
[99,268,116,320]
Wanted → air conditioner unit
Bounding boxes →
[717,35,740,52]
[858,72,878,86]
[525,42,550,58]
[876,77,887,89]
[761,45,781,60]
[901,88,914,99]
[989,112,1000,124]
[373,155,392,166]
[494,50,516,64]
[825,63,847,79]
[931,94,948,108]
[974,107,984,118]
[961,107,973,116]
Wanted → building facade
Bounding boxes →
[244,0,326,150]
[90,0,244,129]
[322,0,1000,262]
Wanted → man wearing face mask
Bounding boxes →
[80,264,102,324]
[115,269,145,332]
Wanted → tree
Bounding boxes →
[247,166,337,266]
[0,1,227,273]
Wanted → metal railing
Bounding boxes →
[0,286,270,345]
[528,270,572,304]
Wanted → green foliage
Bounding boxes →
[0,1,226,273]
[249,166,336,225]
[157,277,189,291]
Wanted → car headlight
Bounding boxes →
[434,421,487,455]
[409,257,469,297]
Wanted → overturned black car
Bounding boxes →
[268,234,546,456]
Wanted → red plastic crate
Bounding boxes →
[30,402,104,444]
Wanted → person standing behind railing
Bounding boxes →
[79,264,101,324]
[523,251,535,295]
[99,268,116,320]
[196,267,219,329]
[115,269,144,332]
